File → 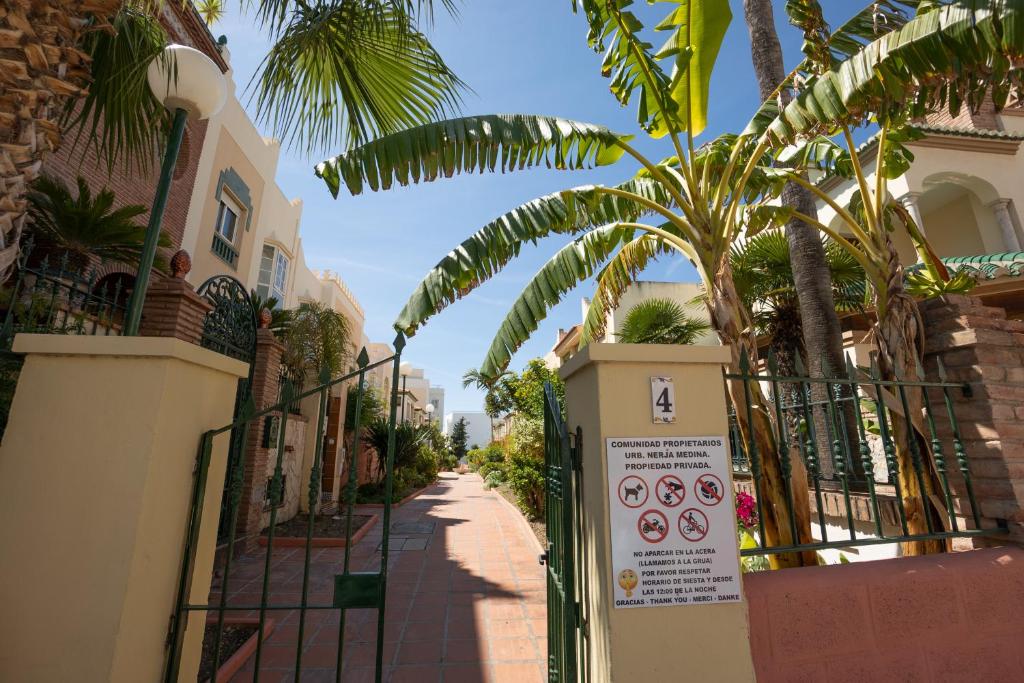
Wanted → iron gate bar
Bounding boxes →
[164,334,406,682]
[724,349,1005,558]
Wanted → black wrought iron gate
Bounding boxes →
[541,382,588,682]
[164,324,407,682]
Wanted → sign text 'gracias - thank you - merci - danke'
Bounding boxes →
[606,436,742,609]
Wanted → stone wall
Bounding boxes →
[920,294,1024,547]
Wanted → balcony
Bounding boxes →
[211,233,239,268]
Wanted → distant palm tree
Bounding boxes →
[616,298,710,345]
[462,368,514,419]
[26,174,171,272]
[282,301,351,379]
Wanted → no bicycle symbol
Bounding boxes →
[678,508,709,542]
[656,475,686,507]
[694,474,725,506]
[617,476,648,508]
[637,509,670,543]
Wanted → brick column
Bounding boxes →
[236,325,285,550]
[138,250,212,344]
[920,294,1024,547]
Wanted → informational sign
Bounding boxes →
[607,436,742,609]
[650,376,676,423]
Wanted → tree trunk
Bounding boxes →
[742,0,865,481]
[873,238,946,555]
[709,259,817,569]
[0,0,121,280]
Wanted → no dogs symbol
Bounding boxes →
[637,509,670,543]
[678,508,709,542]
[617,476,648,508]
[656,475,686,507]
[694,474,724,506]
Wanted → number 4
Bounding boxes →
[656,387,673,413]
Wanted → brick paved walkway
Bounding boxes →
[217,473,547,682]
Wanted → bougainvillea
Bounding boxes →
[735,491,758,531]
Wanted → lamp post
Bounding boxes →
[123,44,227,335]
[399,362,412,423]
[424,403,435,425]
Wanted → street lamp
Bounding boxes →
[399,362,412,423]
[123,44,228,335]
[424,403,435,424]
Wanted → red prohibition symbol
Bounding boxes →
[678,508,709,542]
[637,509,670,543]
[656,474,686,507]
[694,473,725,506]
[617,475,648,508]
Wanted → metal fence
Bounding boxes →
[725,349,1004,557]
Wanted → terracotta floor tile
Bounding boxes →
[488,637,539,662]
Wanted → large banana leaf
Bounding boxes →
[757,1,1024,143]
[316,114,631,196]
[393,178,674,334]
[479,226,671,378]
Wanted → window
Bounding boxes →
[214,195,241,243]
[256,244,290,304]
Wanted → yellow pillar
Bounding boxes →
[0,335,248,683]
[560,343,755,682]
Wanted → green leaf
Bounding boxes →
[393,178,672,335]
[316,114,632,196]
[658,0,733,137]
[615,297,709,344]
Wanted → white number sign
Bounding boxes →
[650,376,676,424]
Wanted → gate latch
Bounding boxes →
[538,551,548,566]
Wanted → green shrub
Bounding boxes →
[483,471,504,490]
[467,443,504,471]
[505,451,544,519]
[477,459,505,481]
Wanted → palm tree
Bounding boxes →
[462,368,515,419]
[248,290,292,336]
[362,417,426,482]
[2,0,464,280]
[317,2,1024,564]
[0,0,121,279]
[282,301,351,380]
[26,174,171,272]
[616,298,710,345]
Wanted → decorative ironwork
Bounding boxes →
[725,348,1003,557]
[165,333,407,683]
[196,274,257,364]
[542,382,588,683]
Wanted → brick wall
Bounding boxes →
[920,294,1024,547]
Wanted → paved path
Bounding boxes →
[220,473,547,682]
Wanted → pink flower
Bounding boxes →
[735,491,758,530]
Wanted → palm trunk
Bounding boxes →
[873,238,946,555]
[742,0,865,481]
[710,260,817,569]
[0,0,121,280]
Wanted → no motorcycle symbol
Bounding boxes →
[678,508,709,542]
[637,509,670,543]
[694,474,724,506]
[656,475,686,507]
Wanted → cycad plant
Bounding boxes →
[26,174,171,272]
[318,1,1024,565]
[616,298,710,345]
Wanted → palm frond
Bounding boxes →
[616,297,710,345]
[478,224,643,379]
[63,7,170,173]
[253,2,465,156]
[316,114,632,196]
[393,178,673,335]
[283,300,351,377]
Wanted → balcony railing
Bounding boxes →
[211,233,239,269]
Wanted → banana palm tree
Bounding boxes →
[2,0,464,280]
[616,298,710,345]
[317,1,1024,565]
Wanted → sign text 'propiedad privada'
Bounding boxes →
[606,436,742,609]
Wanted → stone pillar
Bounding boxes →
[897,192,927,263]
[0,335,248,683]
[138,249,212,344]
[236,326,285,549]
[920,294,1024,547]
[987,198,1024,252]
[560,344,755,682]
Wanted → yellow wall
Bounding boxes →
[560,344,756,682]
[0,336,248,683]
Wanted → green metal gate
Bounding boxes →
[541,382,588,682]
[164,332,407,682]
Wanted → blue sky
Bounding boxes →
[212,1,854,412]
